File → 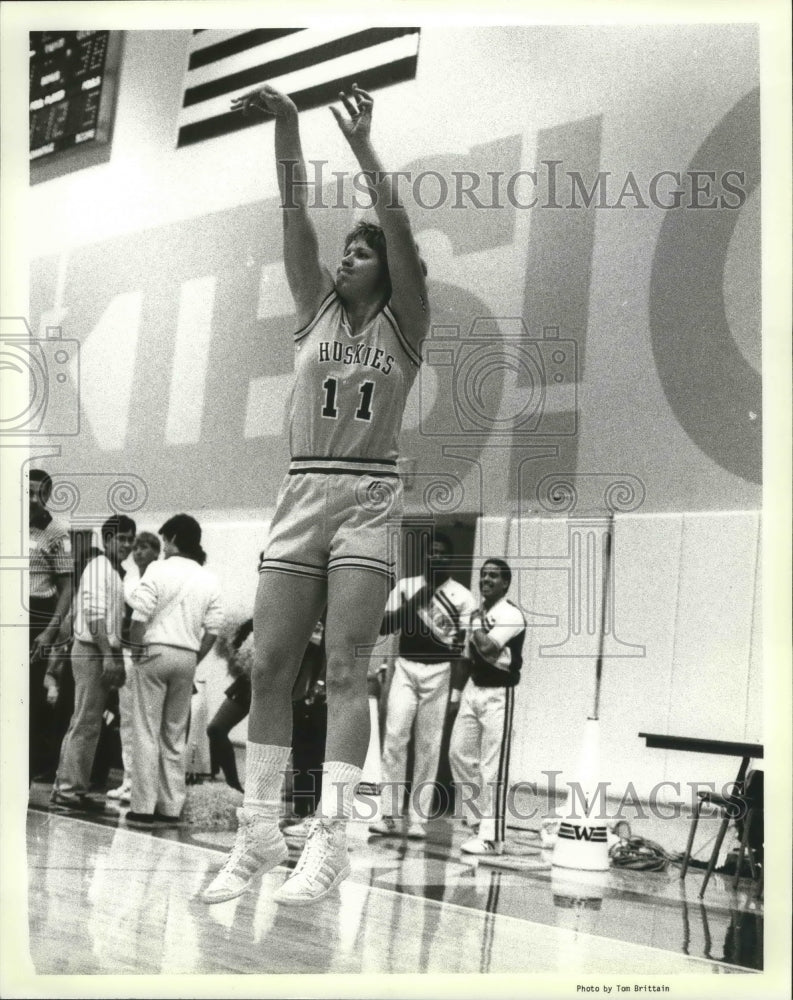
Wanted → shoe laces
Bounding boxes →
[292,818,341,883]
[222,809,268,873]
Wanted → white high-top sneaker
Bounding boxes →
[273,817,350,906]
[202,808,288,904]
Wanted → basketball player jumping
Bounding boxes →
[203,83,429,906]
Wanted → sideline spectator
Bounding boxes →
[288,619,327,825]
[106,532,162,803]
[449,559,527,856]
[207,618,327,823]
[207,618,254,793]
[370,533,475,839]
[28,468,73,783]
[126,514,223,827]
[50,515,136,811]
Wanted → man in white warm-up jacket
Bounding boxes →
[126,513,224,826]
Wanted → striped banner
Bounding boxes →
[177,27,421,148]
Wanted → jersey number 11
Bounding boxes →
[321,377,375,422]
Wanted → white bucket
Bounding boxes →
[552,717,610,871]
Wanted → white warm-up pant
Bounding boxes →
[129,644,197,816]
[380,656,450,824]
[117,653,135,781]
[449,679,515,843]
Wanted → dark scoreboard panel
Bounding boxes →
[30,31,117,161]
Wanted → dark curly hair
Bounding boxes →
[481,557,512,589]
[159,513,207,565]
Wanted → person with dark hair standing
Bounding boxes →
[105,531,163,803]
[28,468,74,783]
[206,618,255,794]
[207,618,327,814]
[126,514,224,827]
[203,81,429,906]
[370,533,476,840]
[449,559,527,857]
[50,514,136,811]
[287,618,328,825]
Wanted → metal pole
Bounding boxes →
[591,513,614,721]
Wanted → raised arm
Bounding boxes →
[232,86,333,328]
[331,84,429,350]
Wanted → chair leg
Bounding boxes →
[733,807,755,890]
[680,799,702,880]
[699,813,730,898]
[698,901,713,959]
[744,809,758,880]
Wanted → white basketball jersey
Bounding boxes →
[290,292,421,464]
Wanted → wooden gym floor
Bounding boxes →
[21,782,763,982]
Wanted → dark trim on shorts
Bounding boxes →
[289,456,399,478]
[258,555,327,580]
[328,554,395,580]
[259,556,394,582]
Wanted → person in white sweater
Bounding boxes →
[126,514,224,826]
[106,532,162,804]
[51,515,136,811]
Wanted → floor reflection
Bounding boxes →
[26,807,761,975]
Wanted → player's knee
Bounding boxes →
[250,641,297,692]
[324,651,364,699]
[325,670,357,698]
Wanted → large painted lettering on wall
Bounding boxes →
[649,87,760,484]
[29,94,760,514]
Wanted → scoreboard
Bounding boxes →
[29,31,122,171]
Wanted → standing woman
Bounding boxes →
[206,618,254,793]
[203,83,429,905]
[126,514,224,826]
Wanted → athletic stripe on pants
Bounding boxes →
[448,680,515,844]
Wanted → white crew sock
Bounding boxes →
[243,742,290,823]
[317,760,363,820]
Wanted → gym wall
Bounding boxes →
[24,24,762,797]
